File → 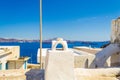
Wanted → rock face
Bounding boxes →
[110,18,120,67]
[95,17,120,68]
[95,44,120,67]
[111,18,120,43]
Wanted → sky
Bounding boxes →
[0,0,120,41]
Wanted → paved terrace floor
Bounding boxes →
[0,69,44,80]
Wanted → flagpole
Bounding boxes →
[40,0,42,69]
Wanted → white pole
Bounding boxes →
[40,0,42,69]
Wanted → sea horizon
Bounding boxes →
[0,37,110,42]
[0,41,109,64]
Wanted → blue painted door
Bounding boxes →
[6,63,8,70]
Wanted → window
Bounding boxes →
[0,63,2,70]
[24,61,27,69]
[6,62,8,70]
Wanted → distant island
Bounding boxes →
[0,38,40,43]
[0,38,109,43]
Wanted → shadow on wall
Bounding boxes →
[85,59,88,68]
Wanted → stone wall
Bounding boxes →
[8,61,24,69]
[74,68,120,80]
[74,55,95,68]
[111,52,120,67]
[11,46,20,59]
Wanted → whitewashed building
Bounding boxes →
[0,46,29,70]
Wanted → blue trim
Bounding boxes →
[6,63,8,70]
[24,61,27,69]
[0,64,2,70]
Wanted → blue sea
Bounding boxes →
[0,41,109,64]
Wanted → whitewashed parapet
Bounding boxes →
[52,38,68,51]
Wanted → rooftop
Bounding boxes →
[74,47,101,54]
[7,57,30,61]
